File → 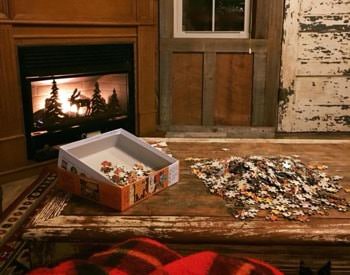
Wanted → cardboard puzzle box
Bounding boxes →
[57,129,179,211]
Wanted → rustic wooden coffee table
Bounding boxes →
[23,138,350,274]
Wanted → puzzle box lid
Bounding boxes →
[58,129,178,186]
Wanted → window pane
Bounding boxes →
[183,0,212,31]
[215,0,245,31]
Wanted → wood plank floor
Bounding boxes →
[1,176,36,213]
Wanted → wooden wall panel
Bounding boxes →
[299,14,350,28]
[290,105,350,132]
[14,37,138,48]
[202,53,216,126]
[10,0,137,22]
[159,0,284,132]
[214,54,253,126]
[137,0,155,24]
[138,25,157,135]
[159,0,173,39]
[279,0,350,132]
[252,53,267,126]
[0,136,27,174]
[278,0,350,132]
[0,0,9,19]
[289,76,350,132]
[301,0,349,14]
[171,53,203,125]
[297,32,350,76]
[0,24,23,138]
[252,0,269,39]
[162,39,267,53]
[295,77,350,106]
[13,26,137,39]
[264,0,284,126]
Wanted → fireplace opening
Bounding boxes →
[18,44,135,161]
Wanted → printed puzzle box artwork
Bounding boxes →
[57,129,179,211]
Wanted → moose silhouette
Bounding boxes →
[69,88,91,116]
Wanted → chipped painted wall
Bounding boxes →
[278,0,350,132]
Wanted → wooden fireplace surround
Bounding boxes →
[0,0,158,173]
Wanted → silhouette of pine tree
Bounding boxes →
[45,79,64,122]
[90,82,107,115]
[107,88,122,114]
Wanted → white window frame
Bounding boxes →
[174,0,250,38]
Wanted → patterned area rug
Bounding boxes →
[0,169,57,274]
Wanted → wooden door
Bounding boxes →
[159,0,284,129]
[215,53,253,126]
[171,53,203,125]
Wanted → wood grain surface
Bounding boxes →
[0,0,159,173]
[22,139,350,273]
[215,53,253,126]
[279,0,350,132]
[171,53,203,125]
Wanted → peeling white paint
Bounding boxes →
[297,32,350,75]
[301,0,350,15]
[299,14,350,31]
[279,0,350,132]
[295,77,350,105]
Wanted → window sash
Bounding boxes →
[174,0,250,38]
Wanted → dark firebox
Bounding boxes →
[18,44,135,160]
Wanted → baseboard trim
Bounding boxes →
[165,126,276,138]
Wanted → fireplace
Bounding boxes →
[18,44,135,160]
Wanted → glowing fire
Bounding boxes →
[31,74,128,118]
[59,92,73,114]
[35,90,85,116]
[58,91,85,116]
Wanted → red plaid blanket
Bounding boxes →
[28,237,283,275]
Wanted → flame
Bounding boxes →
[59,91,86,116]
[78,108,85,116]
[33,95,70,113]
[33,89,88,116]
[61,99,71,113]
[58,91,72,114]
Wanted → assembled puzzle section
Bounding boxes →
[57,129,179,211]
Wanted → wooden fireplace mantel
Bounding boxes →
[0,0,158,174]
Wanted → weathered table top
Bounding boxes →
[23,138,350,246]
